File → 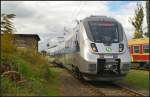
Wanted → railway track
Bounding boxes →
[114,84,146,96]
[62,65,146,96]
[86,80,146,96]
[64,66,106,96]
[131,68,150,71]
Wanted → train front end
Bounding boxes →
[79,16,131,81]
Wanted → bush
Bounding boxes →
[15,49,51,80]
[1,47,52,95]
[1,77,18,96]
[1,33,17,61]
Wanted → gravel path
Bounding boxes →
[59,69,101,96]
[58,68,149,96]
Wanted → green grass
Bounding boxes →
[1,49,63,96]
[46,67,63,96]
[12,56,33,78]
[120,70,149,90]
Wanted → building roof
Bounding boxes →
[128,38,149,45]
[1,33,40,41]
[15,34,40,41]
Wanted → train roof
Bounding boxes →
[83,15,118,22]
[128,38,149,45]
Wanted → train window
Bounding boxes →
[88,21,119,43]
[143,44,149,53]
[133,46,139,53]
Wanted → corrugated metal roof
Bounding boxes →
[128,38,149,45]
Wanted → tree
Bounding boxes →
[129,3,144,39]
[145,1,149,37]
[1,13,16,34]
[1,13,16,62]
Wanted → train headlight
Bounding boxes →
[91,43,98,52]
[119,43,124,52]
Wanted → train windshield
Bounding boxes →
[88,21,119,43]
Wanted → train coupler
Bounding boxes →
[97,58,121,75]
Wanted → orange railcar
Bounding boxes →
[128,38,149,67]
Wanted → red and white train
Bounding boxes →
[128,38,149,68]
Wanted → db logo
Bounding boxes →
[105,47,112,52]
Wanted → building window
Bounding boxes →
[143,44,149,53]
[133,45,139,53]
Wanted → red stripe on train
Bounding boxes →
[132,55,149,61]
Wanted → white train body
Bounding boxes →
[60,16,131,81]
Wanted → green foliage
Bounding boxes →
[1,47,62,96]
[129,3,144,39]
[133,31,143,39]
[1,30,17,63]
[145,1,149,37]
[11,55,33,78]
[1,30,58,95]
[1,77,18,96]
[1,13,16,33]
[46,68,62,96]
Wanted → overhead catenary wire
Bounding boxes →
[70,1,83,23]
[63,2,83,35]
[75,1,87,20]
[68,1,87,28]
[64,1,87,35]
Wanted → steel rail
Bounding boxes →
[64,66,106,96]
[114,83,146,96]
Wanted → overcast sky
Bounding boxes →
[1,1,147,51]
